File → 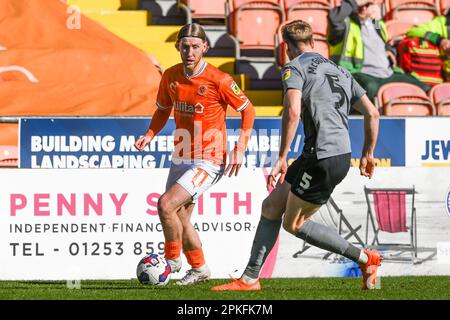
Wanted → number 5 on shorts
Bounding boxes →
[299,172,312,190]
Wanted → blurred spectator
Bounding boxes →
[407,11,450,82]
[328,0,430,102]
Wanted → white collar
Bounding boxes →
[184,61,208,79]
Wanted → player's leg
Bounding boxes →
[158,183,193,272]
[240,180,289,281]
[211,181,290,291]
[179,202,200,251]
[175,202,211,285]
[284,153,382,289]
[211,158,303,291]
[173,161,222,285]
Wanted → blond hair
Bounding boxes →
[281,20,313,47]
[177,23,207,42]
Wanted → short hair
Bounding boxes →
[177,23,207,42]
[281,20,313,47]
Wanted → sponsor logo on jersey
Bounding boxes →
[230,81,241,95]
[174,101,204,114]
[282,67,291,81]
[198,85,207,96]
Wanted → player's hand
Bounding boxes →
[134,135,152,152]
[359,155,375,179]
[267,157,288,191]
[224,147,244,177]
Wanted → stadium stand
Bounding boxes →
[139,0,185,25]
[377,82,436,115]
[178,0,227,22]
[3,0,447,133]
[227,0,285,89]
[385,0,439,24]
[429,83,450,115]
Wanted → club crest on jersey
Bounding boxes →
[230,81,241,95]
[170,82,177,91]
[282,68,291,81]
[198,85,207,96]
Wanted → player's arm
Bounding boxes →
[268,89,301,189]
[219,77,256,177]
[225,101,255,177]
[134,107,172,151]
[352,94,380,178]
[135,72,173,152]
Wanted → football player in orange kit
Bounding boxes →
[135,23,255,285]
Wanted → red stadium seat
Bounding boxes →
[386,0,437,11]
[377,83,436,116]
[228,0,285,52]
[284,0,333,6]
[429,83,450,115]
[179,0,227,20]
[386,0,439,24]
[283,0,331,36]
[385,20,414,44]
[0,145,18,168]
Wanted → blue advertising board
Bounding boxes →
[19,117,405,168]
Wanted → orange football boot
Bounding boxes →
[359,249,382,290]
[211,278,261,291]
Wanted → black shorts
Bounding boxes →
[285,153,351,205]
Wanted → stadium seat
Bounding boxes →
[377,83,436,116]
[178,0,227,22]
[385,0,437,11]
[429,83,450,115]
[283,0,331,36]
[364,187,419,263]
[386,0,439,24]
[227,0,284,53]
[0,146,18,168]
[440,0,450,13]
[140,0,185,25]
[227,1,285,89]
[385,20,414,45]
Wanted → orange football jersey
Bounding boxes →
[156,62,250,165]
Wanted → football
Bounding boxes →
[136,253,171,286]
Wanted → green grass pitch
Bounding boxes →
[0,276,449,300]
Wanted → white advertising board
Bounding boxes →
[0,169,267,280]
[405,118,450,167]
